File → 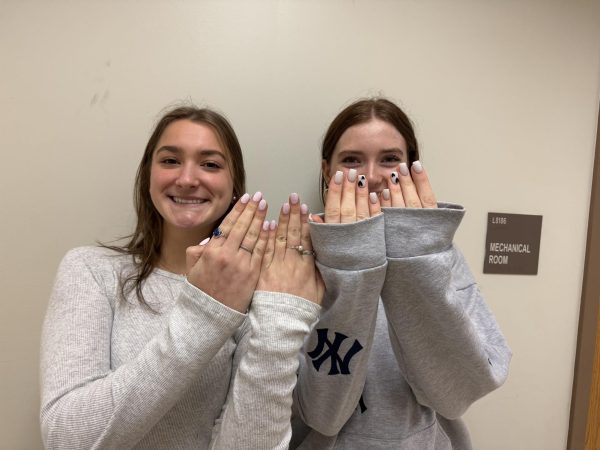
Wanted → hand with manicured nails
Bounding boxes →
[313,161,437,224]
[256,193,324,306]
[185,192,269,313]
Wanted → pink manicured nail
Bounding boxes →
[258,199,267,211]
[290,193,299,205]
[240,193,250,204]
[369,192,378,204]
[252,191,263,202]
[382,189,391,200]
[412,161,423,174]
[199,237,210,245]
[399,162,409,176]
[263,220,269,231]
[348,169,357,182]
[270,220,277,230]
[334,171,343,185]
[301,203,308,214]
[282,202,290,214]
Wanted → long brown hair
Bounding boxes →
[103,106,246,309]
[320,97,419,203]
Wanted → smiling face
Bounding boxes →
[149,119,234,239]
[322,118,408,194]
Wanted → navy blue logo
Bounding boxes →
[358,395,367,413]
[307,328,363,375]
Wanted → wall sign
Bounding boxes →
[483,212,543,275]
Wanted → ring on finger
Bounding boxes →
[239,245,253,254]
[288,245,314,256]
[212,227,227,239]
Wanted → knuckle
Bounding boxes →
[340,206,355,217]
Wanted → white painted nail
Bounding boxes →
[399,162,409,176]
[290,193,299,205]
[252,191,262,202]
[348,169,357,182]
[263,220,269,231]
[270,220,277,230]
[282,202,290,214]
[358,175,366,188]
[240,193,250,204]
[391,171,399,184]
[369,192,378,204]
[412,160,423,174]
[308,213,313,222]
[301,203,308,214]
[334,171,344,185]
[382,189,391,200]
[258,199,267,211]
[199,237,210,245]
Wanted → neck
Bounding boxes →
[159,223,213,275]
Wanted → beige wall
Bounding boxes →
[2,1,599,448]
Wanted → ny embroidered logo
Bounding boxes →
[307,328,363,375]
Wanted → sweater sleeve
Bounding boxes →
[210,292,321,450]
[380,204,512,419]
[293,214,388,436]
[40,248,246,450]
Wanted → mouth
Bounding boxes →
[169,196,208,205]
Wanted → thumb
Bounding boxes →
[186,237,210,273]
[309,213,324,224]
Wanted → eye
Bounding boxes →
[201,161,223,170]
[160,157,179,165]
[381,154,402,165]
[340,156,361,166]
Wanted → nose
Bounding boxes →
[175,163,199,189]
[365,163,385,192]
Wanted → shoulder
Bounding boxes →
[57,246,134,294]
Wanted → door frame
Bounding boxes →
[567,103,600,449]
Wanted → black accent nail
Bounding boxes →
[391,172,399,184]
[358,175,366,188]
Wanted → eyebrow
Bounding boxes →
[155,146,226,158]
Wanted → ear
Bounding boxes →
[321,159,331,184]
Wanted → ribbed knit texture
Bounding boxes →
[40,246,320,449]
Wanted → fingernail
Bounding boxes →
[308,213,313,222]
[252,191,262,202]
[301,203,308,214]
[270,220,277,230]
[348,169,357,182]
[240,193,250,204]
[358,175,366,188]
[369,192,378,204]
[290,193,299,205]
[334,171,343,185]
[412,160,423,173]
[199,237,210,245]
[390,172,399,184]
[399,162,409,176]
[382,189,390,200]
[263,220,269,231]
[258,199,267,210]
[282,202,290,214]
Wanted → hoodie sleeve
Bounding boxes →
[380,203,512,419]
[293,214,387,436]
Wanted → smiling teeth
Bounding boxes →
[172,197,205,204]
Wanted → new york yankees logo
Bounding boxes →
[307,328,363,375]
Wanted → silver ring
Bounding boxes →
[301,250,316,257]
[239,245,253,254]
[212,227,226,239]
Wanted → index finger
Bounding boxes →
[411,161,437,208]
